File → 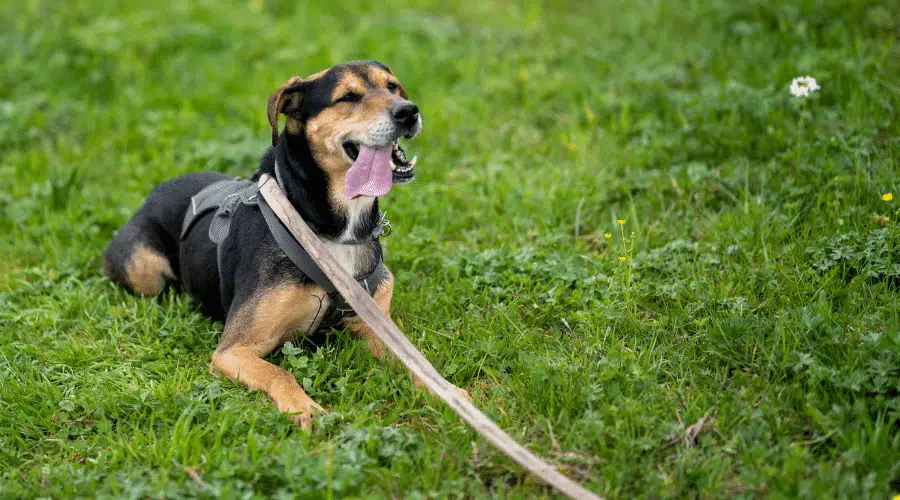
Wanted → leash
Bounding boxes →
[257,174,602,500]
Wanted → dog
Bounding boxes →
[104,61,466,428]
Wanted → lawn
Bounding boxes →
[1,0,899,497]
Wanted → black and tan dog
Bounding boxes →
[104,61,465,428]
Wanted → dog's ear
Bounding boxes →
[267,76,308,146]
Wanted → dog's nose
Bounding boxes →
[392,101,419,126]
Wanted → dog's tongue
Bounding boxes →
[345,145,393,198]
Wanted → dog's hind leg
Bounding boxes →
[104,219,176,297]
[105,172,231,297]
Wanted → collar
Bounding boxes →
[373,211,392,239]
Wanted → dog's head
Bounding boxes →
[267,61,420,198]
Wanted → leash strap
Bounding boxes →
[257,174,601,500]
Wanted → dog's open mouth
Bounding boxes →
[342,140,416,184]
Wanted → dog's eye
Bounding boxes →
[386,82,398,92]
[337,92,362,104]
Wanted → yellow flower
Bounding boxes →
[618,256,626,262]
[604,233,612,239]
[617,219,626,225]
[883,193,893,201]
[892,495,900,500]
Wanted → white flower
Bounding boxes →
[790,76,820,97]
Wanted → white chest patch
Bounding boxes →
[321,194,376,277]
[334,195,375,243]
[320,238,372,277]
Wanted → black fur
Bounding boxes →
[105,62,391,322]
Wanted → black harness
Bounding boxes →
[180,177,388,330]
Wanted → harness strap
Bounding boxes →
[181,178,251,240]
[181,176,386,326]
[257,186,386,319]
[257,194,339,297]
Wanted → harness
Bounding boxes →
[180,177,388,330]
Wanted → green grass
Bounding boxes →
[2,0,899,497]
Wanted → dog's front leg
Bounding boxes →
[211,347,323,428]
[211,285,327,428]
[343,269,470,400]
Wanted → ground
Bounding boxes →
[1,0,899,498]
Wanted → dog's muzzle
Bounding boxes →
[392,101,421,139]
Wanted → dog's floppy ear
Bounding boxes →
[267,76,308,146]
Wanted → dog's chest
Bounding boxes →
[320,196,377,277]
[320,238,374,277]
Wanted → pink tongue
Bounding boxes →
[345,145,393,198]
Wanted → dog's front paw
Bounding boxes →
[284,401,325,430]
[287,411,316,429]
[454,386,470,401]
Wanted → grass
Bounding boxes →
[1,0,899,497]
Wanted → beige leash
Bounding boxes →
[258,174,601,500]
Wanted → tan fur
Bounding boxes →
[217,284,328,352]
[212,284,329,428]
[365,64,408,99]
[305,67,405,201]
[211,347,323,428]
[342,269,395,360]
[124,244,174,296]
[364,67,391,90]
[284,116,302,136]
[326,169,348,202]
